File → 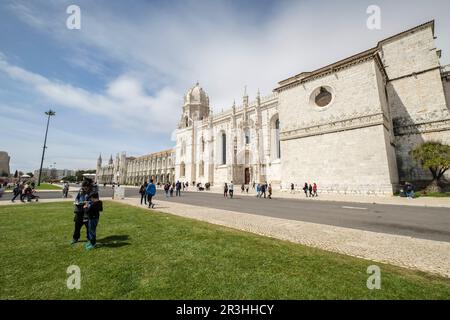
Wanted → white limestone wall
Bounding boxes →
[279,60,384,133]
[175,127,194,183]
[278,59,396,194]
[381,25,450,184]
[281,125,395,194]
[444,79,450,108]
[374,59,399,186]
[387,70,447,120]
[380,25,439,80]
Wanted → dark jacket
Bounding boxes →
[86,200,103,219]
[74,190,90,215]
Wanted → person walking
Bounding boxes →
[241,184,245,193]
[164,183,170,198]
[313,183,318,197]
[62,183,69,198]
[229,181,234,199]
[308,183,313,197]
[176,181,182,197]
[290,183,295,194]
[303,182,309,197]
[139,182,147,205]
[268,184,273,199]
[146,179,156,209]
[11,183,24,203]
[261,183,267,199]
[256,183,261,198]
[223,183,228,198]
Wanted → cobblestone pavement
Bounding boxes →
[117,197,450,278]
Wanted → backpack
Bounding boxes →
[146,184,156,196]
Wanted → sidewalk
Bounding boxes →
[0,198,73,206]
[115,197,450,278]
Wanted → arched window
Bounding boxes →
[244,128,250,145]
[180,162,186,177]
[185,116,189,128]
[271,116,281,160]
[201,137,205,153]
[221,133,227,165]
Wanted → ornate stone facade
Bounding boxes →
[96,150,175,185]
[97,21,449,195]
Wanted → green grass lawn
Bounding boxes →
[415,191,450,198]
[34,183,62,190]
[1,202,449,300]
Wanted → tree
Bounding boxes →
[410,141,450,192]
[14,170,18,178]
[62,175,77,183]
[26,172,34,178]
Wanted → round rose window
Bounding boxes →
[314,87,333,107]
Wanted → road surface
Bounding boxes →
[2,186,449,242]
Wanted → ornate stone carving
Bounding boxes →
[393,109,450,136]
[280,109,388,141]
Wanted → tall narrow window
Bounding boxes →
[275,119,281,159]
[221,133,227,165]
[244,128,250,145]
[199,161,204,177]
[180,162,186,177]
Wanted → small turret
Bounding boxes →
[97,154,102,169]
[243,85,249,107]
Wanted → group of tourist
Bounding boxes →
[10,182,40,202]
[256,182,273,199]
[223,181,235,198]
[290,182,319,197]
[71,178,102,250]
[222,181,273,200]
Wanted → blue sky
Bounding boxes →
[1,0,449,173]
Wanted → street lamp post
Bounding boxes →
[38,110,56,186]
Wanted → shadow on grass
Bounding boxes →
[97,235,131,248]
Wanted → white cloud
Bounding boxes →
[0,55,181,133]
[10,0,448,111]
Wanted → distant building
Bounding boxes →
[34,168,76,181]
[96,150,175,185]
[0,151,10,176]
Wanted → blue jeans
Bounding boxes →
[88,218,99,245]
[406,191,415,198]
